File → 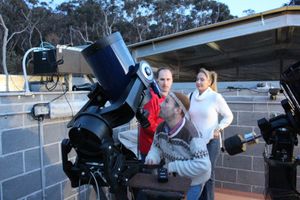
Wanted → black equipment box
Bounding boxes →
[264,157,299,200]
[157,168,168,183]
[33,49,57,74]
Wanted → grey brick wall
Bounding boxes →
[217,89,300,194]
[215,89,285,194]
[0,86,297,199]
[173,85,299,195]
[0,92,130,200]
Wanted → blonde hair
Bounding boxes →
[198,68,218,92]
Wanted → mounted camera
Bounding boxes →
[224,61,300,200]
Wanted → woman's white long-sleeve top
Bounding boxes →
[189,87,233,144]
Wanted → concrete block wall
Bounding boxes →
[1,84,299,199]
[0,91,130,200]
[174,84,300,195]
[215,88,294,194]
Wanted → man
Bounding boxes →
[145,92,211,200]
[138,67,173,161]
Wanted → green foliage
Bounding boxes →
[0,0,235,74]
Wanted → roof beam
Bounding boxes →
[130,12,300,59]
[181,43,300,67]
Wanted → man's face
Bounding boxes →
[157,69,173,96]
[159,95,177,120]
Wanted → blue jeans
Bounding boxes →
[141,153,147,163]
[199,138,220,200]
[187,184,203,200]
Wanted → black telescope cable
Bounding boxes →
[90,171,100,200]
[78,178,81,200]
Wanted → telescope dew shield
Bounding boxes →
[281,60,300,115]
[224,132,259,155]
[82,32,135,102]
[224,134,246,155]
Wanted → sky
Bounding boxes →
[218,0,290,16]
[45,0,291,17]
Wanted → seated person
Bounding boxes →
[145,92,211,200]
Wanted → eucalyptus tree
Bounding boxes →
[123,0,154,42]
[70,0,102,43]
[56,0,84,45]
[150,0,174,38]
[243,9,255,16]
[189,0,234,27]
[0,0,29,76]
[96,0,125,36]
[148,0,234,38]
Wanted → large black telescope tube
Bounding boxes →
[68,32,157,158]
[81,32,135,103]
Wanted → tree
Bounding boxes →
[0,0,238,79]
[0,0,31,91]
[190,0,234,27]
[288,0,300,5]
[97,0,124,36]
[150,0,174,37]
[123,0,153,42]
[243,9,255,16]
[0,14,28,90]
[72,0,102,42]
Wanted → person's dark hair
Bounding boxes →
[156,67,173,79]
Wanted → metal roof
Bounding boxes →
[129,6,300,82]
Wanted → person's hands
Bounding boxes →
[213,128,222,139]
[144,158,158,165]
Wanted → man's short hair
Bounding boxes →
[156,67,173,79]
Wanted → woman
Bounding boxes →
[189,68,233,200]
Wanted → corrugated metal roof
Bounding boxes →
[129,6,300,82]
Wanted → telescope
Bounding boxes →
[224,61,300,200]
[60,32,162,199]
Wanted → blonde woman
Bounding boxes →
[189,68,233,200]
